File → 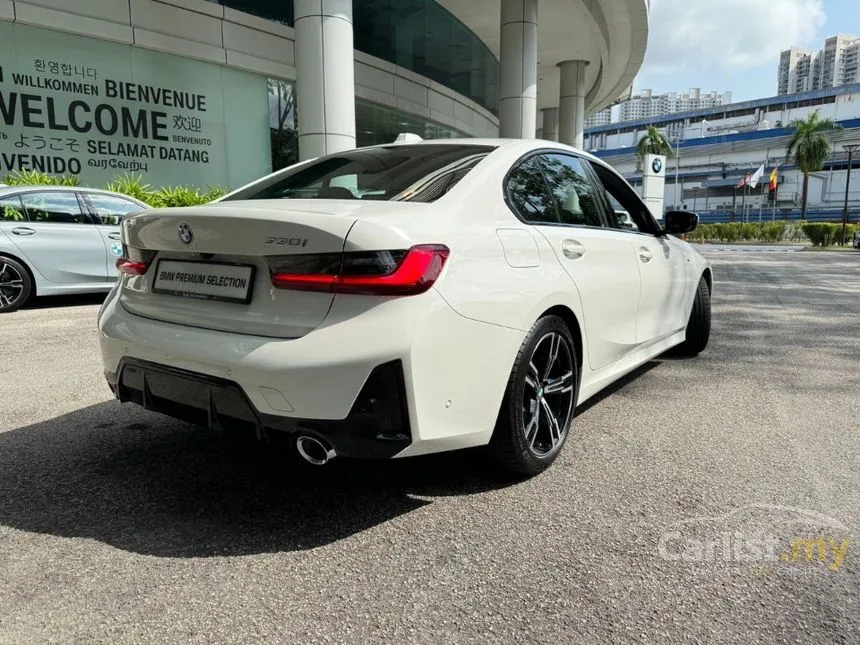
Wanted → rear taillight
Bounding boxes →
[269,245,450,296]
[116,246,155,276]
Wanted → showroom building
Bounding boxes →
[0,0,649,188]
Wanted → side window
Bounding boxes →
[601,190,640,232]
[86,194,144,226]
[505,156,559,224]
[588,161,657,234]
[20,192,86,224]
[537,154,605,227]
[0,195,26,222]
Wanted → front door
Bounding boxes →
[0,190,107,283]
[587,161,689,344]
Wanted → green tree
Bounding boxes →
[637,125,674,160]
[786,110,843,220]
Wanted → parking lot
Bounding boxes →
[1,251,858,644]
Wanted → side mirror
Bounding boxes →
[663,210,699,235]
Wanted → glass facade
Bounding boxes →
[355,100,465,148]
[266,80,467,172]
[208,0,499,115]
[268,79,299,170]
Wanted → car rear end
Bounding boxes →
[98,142,525,461]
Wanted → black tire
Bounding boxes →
[490,315,578,476]
[0,257,32,314]
[675,276,711,356]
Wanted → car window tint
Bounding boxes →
[227,144,496,203]
[603,191,640,232]
[506,156,559,224]
[20,192,86,224]
[588,161,656,234]
[87,194,144,226]
[0,195,26,222]
[538,154,605,227]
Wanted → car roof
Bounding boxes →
[382,137,604,165]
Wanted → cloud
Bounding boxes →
[640,0,825,76]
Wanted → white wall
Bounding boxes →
[1,0,499,138]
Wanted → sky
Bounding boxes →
[634,0,859,102]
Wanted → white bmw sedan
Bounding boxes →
[98,139,712,475]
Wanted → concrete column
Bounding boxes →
[558,60,588,149]
[498,0,538,139]
[541,107,558,141]
[294,0,356,161]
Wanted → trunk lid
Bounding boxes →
[118,200,399,338]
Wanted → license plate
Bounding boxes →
[152,260,255,304]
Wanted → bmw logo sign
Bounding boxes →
[109,242,123,256]
[178,222,193,245]
[651,157,663,174]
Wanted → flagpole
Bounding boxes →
[773,174,778,222]
[772,163,779,222]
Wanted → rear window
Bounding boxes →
[226,144,496,203]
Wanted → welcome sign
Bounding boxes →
[0,22,272,189]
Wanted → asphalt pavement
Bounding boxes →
[1,252,858,644]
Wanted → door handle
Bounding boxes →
[11,227,36,236]
[561,239,586,260]
[638,246,653,263]
[107,232,121,240]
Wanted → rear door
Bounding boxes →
[82,192,149,277]
[0,190,106,284]
[507,153,641,371]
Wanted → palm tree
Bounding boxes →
[786,110,843,219]
[637,125,674,160]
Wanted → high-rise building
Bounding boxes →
[585,108,612,128]
[616,88,732,123]
[778,35,860,95]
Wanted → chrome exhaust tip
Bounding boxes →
[296,435,337,466]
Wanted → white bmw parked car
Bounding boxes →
[0,186,149,312]
[98,139,712,475]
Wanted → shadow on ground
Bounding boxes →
[25,292,108,310]
[0,402,509,558]
[0,363,661,559]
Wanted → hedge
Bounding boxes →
[689,221,858,246]
[2,171,227,208]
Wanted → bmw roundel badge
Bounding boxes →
[651,157,663,174]
[178,222,193,245]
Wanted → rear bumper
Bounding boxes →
[98,286,527,459]
[107,357,410,459]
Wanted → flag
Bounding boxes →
[748,164,765,189]
[769,165,779,191]
[736,175,749,189]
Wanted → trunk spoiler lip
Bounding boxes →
[125,199,430,220]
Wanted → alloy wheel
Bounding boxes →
[0,262,25,310]
[522,331,575,457]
